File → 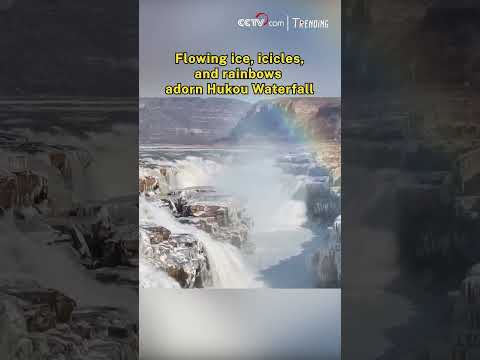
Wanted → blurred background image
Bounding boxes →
[140,290,340,360]
[0,1,139,358]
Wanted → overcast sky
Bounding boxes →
[140,0,340,102]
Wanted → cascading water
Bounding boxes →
[213,153,313,272]
[175,156,223,188]
[140,197,260,288]
[139,148,322,288]
[140,259,181,288]
[0,212,137,315]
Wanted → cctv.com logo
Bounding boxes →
[237,12,285,28]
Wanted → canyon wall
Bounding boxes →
[139,97,250,144]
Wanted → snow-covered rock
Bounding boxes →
[0,277,138,360]
[170,187,251,247]
[140,226,210,288]
[312,215,341,287]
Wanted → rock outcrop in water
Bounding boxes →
[0,277,138,360]
[425,262,480,357]
[276,152,342,286]
[0,132,93,212]
[0,133,140,278]
[138,176,159,194]
[305,181,341,222]
[276,152,341,223]
[170,187,251,247]
[139,165,253,288]
[0,128,140,357]
[48,201,139,277]
[139,161,178,194]
[141,225,210,288]
[139,164,252,248]
[312,215,342,287]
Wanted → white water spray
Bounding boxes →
[140,259,181,289]
[175,156,222,188]
[212,152,313,271]
[0,212,137,315]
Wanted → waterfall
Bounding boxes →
[212,153,312,271]
[175,156,222,188]
[0,213,137,316]
[139,198,260,288]
[195,230,261,288]
[140,259,181,288]
[66,150,91,202]
[138,147,334,288]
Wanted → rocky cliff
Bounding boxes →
[0,122,139,358]
[139,97,250,144]
[229,97,341,143]
[0,277,138,360]
[140,97,341,147]
[228,97,341,186]
[0,131,92,211]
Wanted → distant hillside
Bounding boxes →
[139,97,250,144]
[229,97,341,143]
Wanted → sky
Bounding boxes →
[140,0,341,102]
